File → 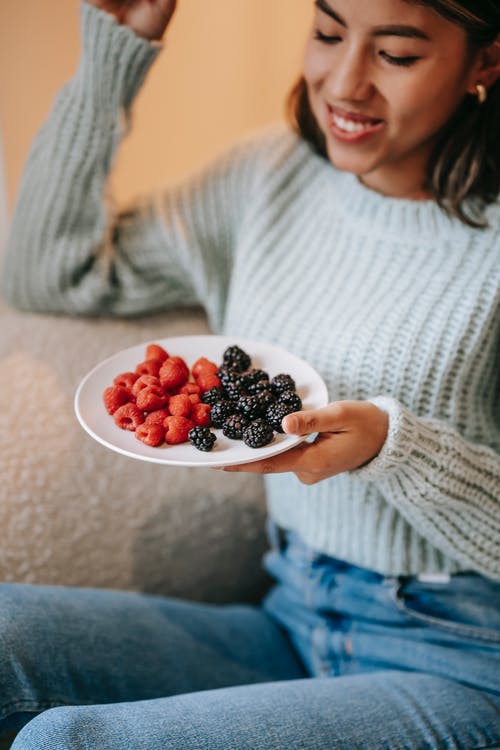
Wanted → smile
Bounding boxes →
[327,106,385,142]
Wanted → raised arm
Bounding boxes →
[2,1,258,329]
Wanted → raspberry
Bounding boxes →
[163,416,194,444]
[192,357,219,378]
[113,371,139,391]
[132,375,159,398]
[145,409,170,426]
[179,382,201,396]
[242,419,274,448]
[222,345,251,373]
[170,356,190,377]
[136,385,167,412]
[103,385,131,415]
[159,358,189,391]
[279,390,302,412]
[188,393,201,405]
[196,373,222,393]
[265,402,295,433]
[188,426,217,452]
[135,359,162,378]
[113,403,144,431]
[145,343,169,362]
[222,413,250,440]
[271,374,296,394]
[135,422,165,447]
[168,393,192,418]
[210,400,237,428]
[191,402,212,427]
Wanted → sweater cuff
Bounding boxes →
[350,396,425,481]
[79,2,162,112]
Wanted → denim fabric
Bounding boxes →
[2,525,499,749]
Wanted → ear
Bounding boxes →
[467,37,500,95]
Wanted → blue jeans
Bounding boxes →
[2,525,500,749]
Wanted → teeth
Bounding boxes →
[332,114,377,133]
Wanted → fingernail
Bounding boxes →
[283,415,298,433]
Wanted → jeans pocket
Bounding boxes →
[389,577,500,645]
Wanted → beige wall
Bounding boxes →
[0,1,311,215]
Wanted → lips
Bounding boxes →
[327,105,385,141]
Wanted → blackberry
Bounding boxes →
[222,345,251,373]
[237,394,265,420]
[247,379,272,396]
[266,402,295,433]
[188,426,217,452]
[224,379,249,402]
[201,386,225,406]
[217,367,240,389]
[222,413,250,440]
[246,368,269,385]
[210,400,237,428]
[279,390,302,412]
[271,373,296,394]
[256,389,276,413]
[242,419,274,449]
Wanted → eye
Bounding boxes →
[314,30,342,44]
[379,51,420,67]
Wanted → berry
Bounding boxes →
[279,390,302,411]
[103,385,131,415]
[242,419,274,448]
[201,386,225,406]
[132,375,160,398]
[163,416,194,444]
[271,373,296,394]
[189,426,217,452]
[224,379,248,402]
[135,359,162,378]
[113,371,139,391]
[222,413,250,440]
[113,403,144,431]
[247,379,272,396]
[210,400,237,428]
[159,358,189,391]
[192,357,219,378]
[136,385,168,412]
[168,393,192,418]
[256,390,276,413]
[237,394,264,420]
[191,402,212,427]
[145,409,169,426]
[196,373,222,393]
[222,345,251,373]
[265,402,295,433]
[179,382,201,396]
[246,368,269,385]
[135,422,165,447]
[145,343,169,362]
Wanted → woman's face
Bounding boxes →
[303,0,482,198]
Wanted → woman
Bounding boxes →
[1,0,500,747]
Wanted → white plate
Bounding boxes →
[74,335,328,467]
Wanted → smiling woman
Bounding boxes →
[290,0,500,221]
[1,0,500,748]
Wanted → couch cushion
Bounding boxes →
[0,300,268,603]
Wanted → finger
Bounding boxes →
[223,443,311,474]
[282,402,350,436]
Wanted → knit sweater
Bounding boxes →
[3,3,500,579]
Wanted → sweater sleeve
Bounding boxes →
[2,3,258,331]
[352,395,500,578]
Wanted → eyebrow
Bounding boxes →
[314,0,431,41]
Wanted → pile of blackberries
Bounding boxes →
[196,345,302,450]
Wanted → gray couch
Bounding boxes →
[0,298,270,747]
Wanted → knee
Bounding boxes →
[12,707,88,750]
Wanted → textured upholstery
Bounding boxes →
[0,299,269,605]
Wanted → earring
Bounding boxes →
[475,83,487,104]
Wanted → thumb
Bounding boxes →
[282,405,338,436]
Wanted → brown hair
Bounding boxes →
[286,0,500,227]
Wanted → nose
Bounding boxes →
[325,45,374,102]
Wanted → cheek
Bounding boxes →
[303,44,329,90]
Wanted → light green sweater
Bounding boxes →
[3,3,500,579]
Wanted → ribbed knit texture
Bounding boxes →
[3,3,500,579]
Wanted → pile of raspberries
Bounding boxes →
[102,343,302,451]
